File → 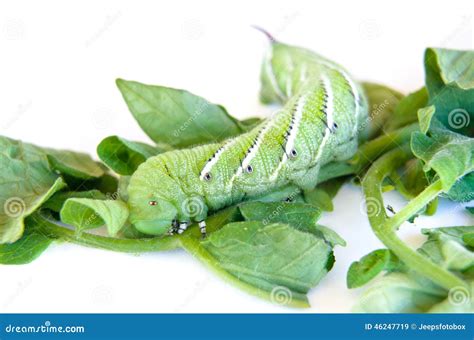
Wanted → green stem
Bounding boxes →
[179,236,310,308]
[362,145,467,291]
[30,213,180,253]
[353,123,419,173]
[387,180,443,231]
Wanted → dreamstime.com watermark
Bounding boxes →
[3,197,26,218]
[261,188,300,226]
[447,108,471,130]
[270,286,293,306]
[181,196,205,218]
[172,101,210,138]
[448,286,472,307]
[359,197,382,218]
[4,320,85,334]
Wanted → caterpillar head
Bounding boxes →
[127,156,180,235]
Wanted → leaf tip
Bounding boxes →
[115,78,127,90]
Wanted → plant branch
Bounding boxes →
[362,145,467,291]
[30,213,181,253]
[387,180,443,231]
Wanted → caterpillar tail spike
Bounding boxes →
[128,39,368,237]
[251,25,277,43]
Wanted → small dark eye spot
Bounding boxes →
[333,123,338,129]
[203,172,211,181]
[246,165,253,173]
[290,149,297,158]
[149,200,158,206]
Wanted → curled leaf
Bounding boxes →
[60,198,129,236]
[97,135,166,175]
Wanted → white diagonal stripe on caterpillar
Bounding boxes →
[269,95,307,181]
[228,112,280,188]
[199,138,239,180]
[284,95,307,157]
[320,74,335,129]
[318,60,360,134]
[313,74,334,165]
[235,119,274,177]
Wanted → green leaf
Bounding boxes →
[352,225,474,312]
[238,201,345,247]
[347,249,403,288]
[467,207,474,215]
[423,225,474,241]
[42,190,106,213]
[92,173,119,194]
[314,224,346,247]
[361,82,404,138]
[390,159,430,199]
[443,172,474,203]
[97,135,167,175]
[411,127,474,192]
[420,226,474,272]
[237,117,262,132]
[462,232,474,247]
[317,177,346,198]
[238,201,321,233]
[427,282,474,313]
[46,150,105,180]
[117,176,130,202]
[425,48,474,95]
[199,221,334,306]
[304,177,346,212]
[116,79,244,148]
[60,198,129,236]
[352,273,446,313]
[0,225,53,264]
[424,48,474,136]
[0,136,67,244]
[304,188,333,211]
[417,105,436,134]
[385,87,429,131]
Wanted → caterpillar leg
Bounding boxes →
[168,221,189,235]
[167,219,179,235]
[198,220,207,238]
[177,222,189,234]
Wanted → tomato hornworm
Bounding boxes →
[127,32,368,236]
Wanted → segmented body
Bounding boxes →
[127,42,368,235]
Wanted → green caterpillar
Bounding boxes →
[127,34,368,236]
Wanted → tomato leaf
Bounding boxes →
[116,79,244,148]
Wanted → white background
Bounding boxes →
[0,0,473,312]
